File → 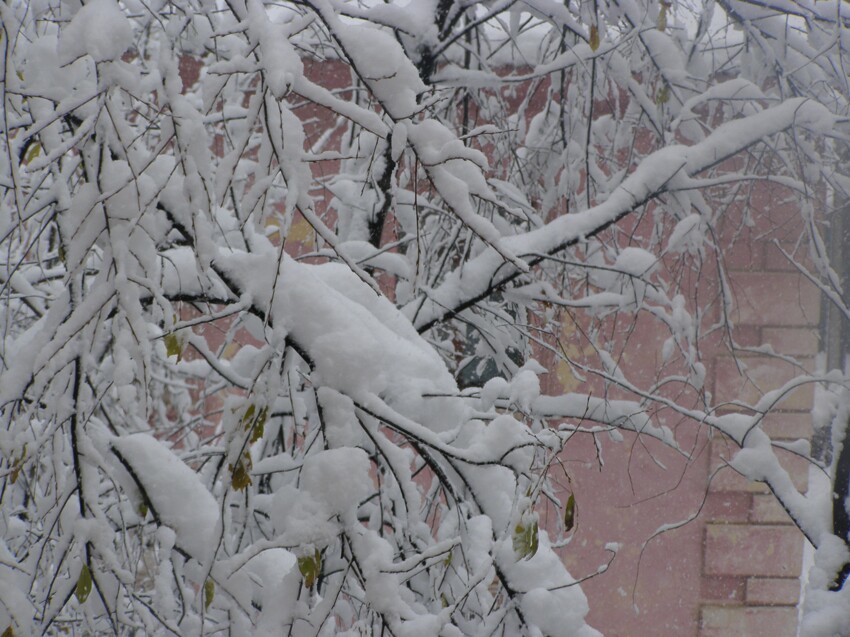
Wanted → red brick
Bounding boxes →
[710,465,770,493]
[729,325,764,349]
[713,356,815,411]
[760,412,814,441]
[761,327,821,357]
[707,437,810,495]
[723,238,766,272]
[701,576,745,603]
[746,577,801,606]
[704,492,752,523]
[709,439,770,493]
[728,271,821,327]
[764,241,812,272]
[704,524,803,577]
[747,187,806,236]
[700,605,798,637]
[750,494,792,524]
[773,448,811,492]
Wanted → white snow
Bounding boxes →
[666,213,705,254]
[111,434,219,561]
[58,0,133,63]
[300,448,373,516]
[217,251,468,432]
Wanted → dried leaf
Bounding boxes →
[297,550,321,589]
[564,493,576,532]
[76,564,92,604]
[230,454,252,491]
[204,578,215,609]
[23,142,41,165]
[248,419,264,444]
[2,625,15,637]
[512,518,539,560]
[9,444,26,485]
[164,333,182,361]
[244,405,268,443]
[658,1,670,31]
[242,404,256,428]
[589,26,600,51]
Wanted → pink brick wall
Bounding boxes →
[694,203,818,636]
[551,185,820,634]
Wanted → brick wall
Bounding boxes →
[698,202,819,636]
[550,190,822,635]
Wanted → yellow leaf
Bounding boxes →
[242,404,268,443]
[242,405,256,430]
[250,407,267,443]
[204,578,215,609]
[297,550,321,589]
[249,420,263,443]
[76,564,92,604]
[589,26,600,51]
[23,142,41,165]
[564,493,576,532]
[164,333,183,361]
[9,444,26,485]
[512,518,539,560]
[230,454,252,491]
[2,625,15,637]
[658,1,670,32]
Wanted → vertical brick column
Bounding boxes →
[699,227,819,636]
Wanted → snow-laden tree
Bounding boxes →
[1,0,848,635]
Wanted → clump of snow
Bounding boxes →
[247,0,303,98]
[405,119,527,270]
[271,448,372,546]
[509,362,544,412]
[467,415,533,464]
[111,434,219,561]
[300,448,372,516]
[666,213,705,254]
[336,240,412,280]
[496,533,602,637]
[480,377,509,411]
[348,527,404,615]
[614,247,656,276]
[270,484,339,547]
[317,388,365,448]
[58,0,133,63]
[801,535,850,637]
[239,548,297,609]
[216,252,467,432]
[476,366,542,413]
[391,122,408,161]
[330,23,425,119]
